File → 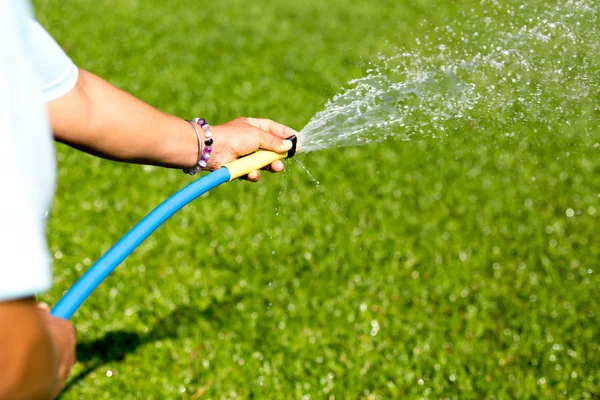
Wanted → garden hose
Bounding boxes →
[51,136,297,319]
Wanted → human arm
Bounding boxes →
[0,299,76,400]
[46,68,297,181]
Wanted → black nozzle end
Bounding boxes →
[286,135,298,159]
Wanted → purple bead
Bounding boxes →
[204,147,212,154]
[201,153,210,162]
[199,160,207,168]
[197,118,207,127]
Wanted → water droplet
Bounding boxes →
[538,377,546,385]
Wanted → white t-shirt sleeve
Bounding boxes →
[27,18,79,102]
[0,0,58,301]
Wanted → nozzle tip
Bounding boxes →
[286,135,298,159]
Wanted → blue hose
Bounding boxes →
[51,167,231,319]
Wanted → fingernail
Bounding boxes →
[282,140,293,150]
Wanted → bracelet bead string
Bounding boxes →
[183,120,203,175]
[194,117,213,169]
[183,117,214,175]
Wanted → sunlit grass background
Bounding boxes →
[34,0,599,398]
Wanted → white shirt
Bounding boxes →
[0,0,78,300]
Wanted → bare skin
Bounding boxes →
[0,299,76,399]
[0,67,298,398]
[47,69,298,181]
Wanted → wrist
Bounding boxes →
[155,116,200,170]
[183,118,214,175]
[178,118,201,169]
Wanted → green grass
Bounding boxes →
[33,0,600,398]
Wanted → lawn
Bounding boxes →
[34,0,599,398]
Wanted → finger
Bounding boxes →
[239,170,260,181]
[268,160,285,173]
[247,170,260,182]
[37,302,50,312]
[247,118,298,139]
[254,130,294,153]
[259,160,284,173]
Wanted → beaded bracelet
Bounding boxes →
[183,118,213,175]
[183,120,203,175]
[194,117,213,169]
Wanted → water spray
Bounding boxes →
[51,136,298,319]
[50,0,600,320]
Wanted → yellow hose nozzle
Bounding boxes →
[223,135,298,181]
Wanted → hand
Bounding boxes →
[36,303,76,398]
[208,117,298,182]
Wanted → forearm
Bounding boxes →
[0,299,58,400]
[46,69,197,169]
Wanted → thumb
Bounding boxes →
[257,130,294,153]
